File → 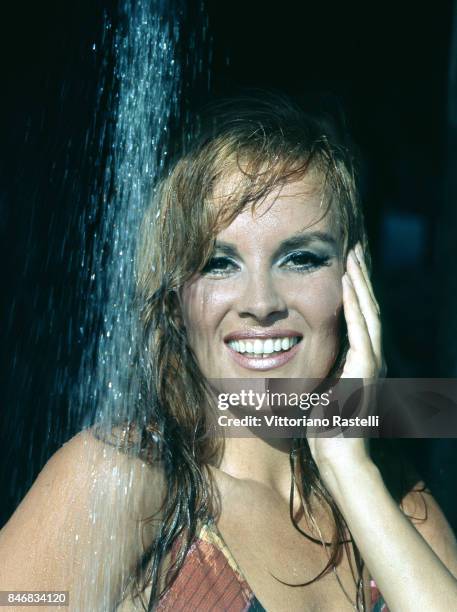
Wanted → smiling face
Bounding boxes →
[180,172,345,380]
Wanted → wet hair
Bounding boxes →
[131,91,373,610]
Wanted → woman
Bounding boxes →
[1,93,457,612]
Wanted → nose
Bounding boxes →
[236,272,287,322]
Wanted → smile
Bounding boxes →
[224,332,303,371]
[227,336,300,358]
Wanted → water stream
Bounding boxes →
[76,0,180,433]
[71,2,181,608]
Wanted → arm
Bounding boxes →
[0,428,165,611]
[308,243,457,612]
[319,455,457,612]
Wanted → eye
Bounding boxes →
[201,256,239,276]
[280,250,331,272]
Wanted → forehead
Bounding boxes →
[213,170,342,244]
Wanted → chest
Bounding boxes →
[215,504,370,612]
[117,476,376,612]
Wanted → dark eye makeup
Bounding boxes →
[279,250,331,271]
[201,250,331,277]
[201,256,239,275]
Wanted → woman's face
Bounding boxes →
[180,173,345,380]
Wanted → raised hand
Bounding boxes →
[307,242,387,487]
[341,242,386,380]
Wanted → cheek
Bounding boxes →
[181,279,237,344]
[286,272,343,329]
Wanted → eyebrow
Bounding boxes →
[214,231,338,259]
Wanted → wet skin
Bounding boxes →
[180,175,345,381]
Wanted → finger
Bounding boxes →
[346,250,382,358]
[342,273,374,362]
[353,252,384,369]
[355,242,380,314]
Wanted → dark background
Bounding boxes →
[1,0,457,529]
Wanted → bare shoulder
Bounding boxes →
[401,480,457,577]
[3,425,166,531]
[0,426,166,608]
[56,424,166,503]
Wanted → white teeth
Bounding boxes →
[263,339,274,354]
[228,336,300,356]
[253,339,263,354]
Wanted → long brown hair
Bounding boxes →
[128,91,373,609]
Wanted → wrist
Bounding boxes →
[318,455,382,501]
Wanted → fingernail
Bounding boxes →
[349,250,359,266]
[355,242,363,262]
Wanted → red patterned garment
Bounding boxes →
[157,519,389,611]
[370,579,389,612]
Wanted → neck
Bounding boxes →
[215,435,295,503]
